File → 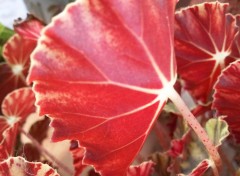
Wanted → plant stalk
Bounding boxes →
[167,87,221,176]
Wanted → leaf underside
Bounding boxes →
[28,0,176,175]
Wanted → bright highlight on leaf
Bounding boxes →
[0,156,59,176]
[205,118,229,147]
[28,0,177,175]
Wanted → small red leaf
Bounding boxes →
[0,123,18,161]
[175,2,238,103]
[0,88,36,161]
[1,87,36,123]
[0,34,37,107]
[167,138,185,158]
[14,15,44,41]
[178,159,210,176]
[28,0,177,175]
[0,156,59,176]
[70,140,87,176]
[127,161,155,176]
[212,60,240,142]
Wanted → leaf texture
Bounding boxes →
[0,88,36,160]
[212,60,240,143]
[28,0,177,175]
[0,34,36,108]
[175,2,238,103]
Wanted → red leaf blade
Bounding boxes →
[212,60,240,142]
[28,0,177,175]
[175,2,238,103]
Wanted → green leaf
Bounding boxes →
[205,118,229,147]
[0,23,14,61]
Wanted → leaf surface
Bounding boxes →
[175,2,238,103]
[212,60,240,142]
[0,34,36,107]
[0,88,36,160]
[28,0,177,175]
[14,15,44,41]
[0,156,59,176]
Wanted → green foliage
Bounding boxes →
[205,118,229,147]
[0,23,14,62]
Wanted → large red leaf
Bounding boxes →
[175,2,238,103]
[212,60,240,143]
[0,156,59,176]
[28,0,176,175]
[0,34,36,108]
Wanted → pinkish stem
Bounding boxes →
[168,87,221,176]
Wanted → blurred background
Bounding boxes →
[0,0,73,28]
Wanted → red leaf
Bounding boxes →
[14,15,44,41]
[127,161,155,176]
[28,0,177,175]
[1,87,36,123]
[175,2,238,103]
[70,140,87,176]
[0,156,59,176]
[0,88,36,160]
[0,34,36,107]
[178,159,210,176]
[167,137,186,158]
[212,60,240,142]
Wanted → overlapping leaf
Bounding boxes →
[0,87,36,160]
[0,156,59,176]
[14,15,44,41]
[0,34,36,107]
[28,0,177,175]
[70,140,87,176]
[175,2,238,103]
[212,60,240,142]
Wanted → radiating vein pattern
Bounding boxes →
[28,0,176,175]
[175,2,238,103]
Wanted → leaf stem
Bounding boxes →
[167,87,221,176]
[19,128,74,175]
